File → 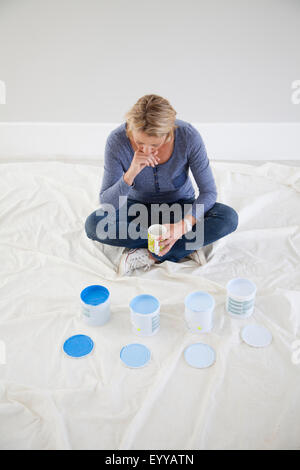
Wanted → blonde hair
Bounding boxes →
[124,94,178,144]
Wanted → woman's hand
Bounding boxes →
[131,149,160,174]
[124,149,160,186]
[157,222,185,256]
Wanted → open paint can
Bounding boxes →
[148,224,167,255]
[184,291,215,333]
[80,284,110,326]
[129,294,160,336]
[226,277,256,318]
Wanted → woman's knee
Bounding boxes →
[85,210,112,241]
[85,212,98,240]
[223,205,239,233]
[208,202,239,235]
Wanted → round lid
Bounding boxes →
[129,294,159,315]
[63,334,94,358]
[80,285,110,306]
[184,291,215,312]
[120,343,151,368]
[241,324,272,348]
[184,342,216,368]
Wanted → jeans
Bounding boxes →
[85,198,239,263]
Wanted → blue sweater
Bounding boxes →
[99,119,217,221]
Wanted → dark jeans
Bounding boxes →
[85,198,239,263]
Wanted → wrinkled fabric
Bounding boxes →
[0,159,300,450]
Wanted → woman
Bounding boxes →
[85,94,238,275]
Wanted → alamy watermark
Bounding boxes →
[94,196,204,251]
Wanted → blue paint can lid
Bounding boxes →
[80,285,110,306]
[120,343,151,368]
[184,342,216,368]
[129,294,159,315]
[63,334,94,358]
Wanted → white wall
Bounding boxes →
[0,0,300,123]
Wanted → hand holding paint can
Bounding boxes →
[148,224,167,256]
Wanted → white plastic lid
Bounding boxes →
[241,324,272,348]
[184,343,216,368]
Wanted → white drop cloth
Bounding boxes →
[0,159,300,450]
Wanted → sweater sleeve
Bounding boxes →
[186,124,218,221]
[99,135,135,209]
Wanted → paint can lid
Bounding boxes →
[129,294,160,315]
[241,324,272,348]
[120,343,151,368]
[80,285,110,306]
[63,334,94,358]
[184,342,216,368]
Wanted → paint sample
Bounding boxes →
[241,324,272,348]
[80,285,110,305]
[184,343,216,369]
[130,294,159,315]
[120,343,151,368]
[185,291,215,312]
[63,334,94,358]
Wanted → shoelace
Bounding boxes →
[126,249,152,273]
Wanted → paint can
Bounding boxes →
[129,294,160,336]
[80,284,110,326]
[226,278,256,318]
[148,224,167,255]
[184,291,215,333]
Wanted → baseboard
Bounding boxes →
[0,122,299,161]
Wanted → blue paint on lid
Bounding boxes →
[80,285,110,306]
[120,343,151,368]
[63,334,94,358]
[184,291,215,312]
[129,294,159,315]
[184,343,216,369]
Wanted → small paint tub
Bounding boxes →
[184,291,215,333]
[129,294,160,336]
[226,277,256,318]
[80,284,110,326]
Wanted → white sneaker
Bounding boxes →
[187,248,207,265]
[118,248,155,276]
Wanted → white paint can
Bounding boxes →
[226,278,256,318]
[184,291,215,333]
[129,294,160,336]
[80,284,110,326]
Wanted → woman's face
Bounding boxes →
[132,130,167,155]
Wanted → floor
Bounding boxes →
[0,157,299,449]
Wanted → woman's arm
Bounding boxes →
[185,124,218,225]
[157,127,218,255]
[99,137,134,209]
[100,136,160,209]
